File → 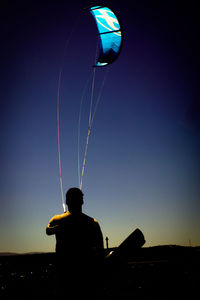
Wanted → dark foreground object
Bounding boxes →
[0,246,199,300]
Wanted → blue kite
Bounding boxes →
[89,6,123,67]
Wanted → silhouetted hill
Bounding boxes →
[105,244,200,260]
[0,246,199,299]
[0,252,20,256]
[0,252,47,256]
[1,244,199,259]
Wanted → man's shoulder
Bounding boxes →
[82,213,99,224]
[49,211,71,223]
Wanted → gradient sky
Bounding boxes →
[1,0,200,253]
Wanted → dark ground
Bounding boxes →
[0,246,199,299]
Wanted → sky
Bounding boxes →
[0,0,200,253]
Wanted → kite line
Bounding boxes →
[57,67,65,212]
[79,38,109,189]
[56,14,81,212]
[77,74,92,188]
[78,5,123,188]
[57,5,122,208]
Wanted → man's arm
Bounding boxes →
[46,223,59,235]
[46,215,60,235]
[46,213,68,235]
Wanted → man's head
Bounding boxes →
[66,187,84,213]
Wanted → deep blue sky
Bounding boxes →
[1,0,200,252]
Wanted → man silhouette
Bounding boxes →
[46,187,104,298]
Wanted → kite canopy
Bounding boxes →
[89,6,123,67]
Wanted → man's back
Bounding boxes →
[46,188,104,298]
[53,211,103,265]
